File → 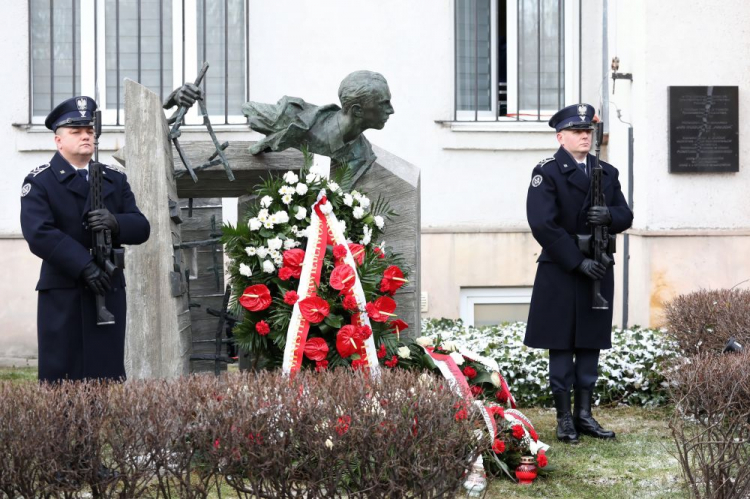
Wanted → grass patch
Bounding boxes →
[0,366,37,382]
[479,406,686,498]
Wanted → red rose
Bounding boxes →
[278,267,294,280]
[512,425,525,440]
[315,360,328,372]
[239,285,272,312]
[283,290,299,305]
[348,243,365,265]
[385,355,398,368]
[333,244,348,259]
[470,385,483,397]
[299,296,330,323]
[303,337,329,362]
[336,325,360,358]
[388,319,409,335]
[366,296,397,322]
[377,344,387,359]
[379,266,406,295]
[462,366,477,379]
[492,439,506,454]
[342,294,359,311]
[255,320,270,336]
[330,264,356,293]
[282,249,305,278]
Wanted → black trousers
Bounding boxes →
[549,348,600,393]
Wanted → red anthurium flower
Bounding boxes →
[333,244,348,260]
[282,249,305,278]
[304,337,329,362]
[379,266,407,295]
[463,366,477,379]
[384,355,398,368]
[348,243,365,265]
[239,284,272,311]
[283,290,299,305]
[342,294,359,311]
[377,344,387,359]
[336,325,360,358]
[492,439,506,454]
[299,296,330,323]
[512,425,525,440]
[388,319,409,335]
[255,321,270,336]
[365,296,397,322]
[330,264,356,293]
[315,360,328,372]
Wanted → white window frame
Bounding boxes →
[459,287,532,327]
[455,0,580,122]
[33,0,248,125]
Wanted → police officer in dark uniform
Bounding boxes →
[20,96,150,383]
[524,103,633,444]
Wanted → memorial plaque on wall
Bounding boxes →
[668,86,739,173]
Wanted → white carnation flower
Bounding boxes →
[397,346,411,359]
[283,171,299,184]
[415,336,433,347]
[245,246,257,256]
[343,193,354,206]
[239,263,252,277]
[257,209,269,222]
[273,211,290,224]
[351,190,361,200]
[273,255,283,266]
[260,195,273,208]
[267,237,283,251]
[263,220,275,229]
[305,173,319,184]
[295,206,307,220]
[352,206,365,219]
[269,249,280,260]
[443,340,460,352]
[283,238,297,250]
[449,352,464,365]
[248,218,261,231]
[327,181,340,193]
[256,246,268,258]
[282,194,293,205]
[358,196,371,209]
[262,260,275,273]
[336,220,346,234]
[296,182,309,195]
[374,215,385,230]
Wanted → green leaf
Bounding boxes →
[324,314,343,329]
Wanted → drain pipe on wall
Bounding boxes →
[621,122,633,329]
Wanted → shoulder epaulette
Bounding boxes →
[536,157,555,168]
[27,163,51,177]
[104,163,127,176]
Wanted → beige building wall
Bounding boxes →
[0,239,41,364]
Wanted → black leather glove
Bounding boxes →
[80,261,112,295]
[165,83,202,109]
[576,258,607,280]
[88,209,119,235]
[587,206,612,226]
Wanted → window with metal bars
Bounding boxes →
[29,0,248,126]
[455,0,578,122]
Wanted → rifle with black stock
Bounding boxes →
[90,110,125,325]
[587,121,615,310]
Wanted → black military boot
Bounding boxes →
[553,392,579,444]
[573,389,616,439]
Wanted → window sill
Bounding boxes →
[436,120,552,133]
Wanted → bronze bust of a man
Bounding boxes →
[242,70,394,177]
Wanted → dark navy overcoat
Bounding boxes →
[524,147,633,350]
[20,152,150,382]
